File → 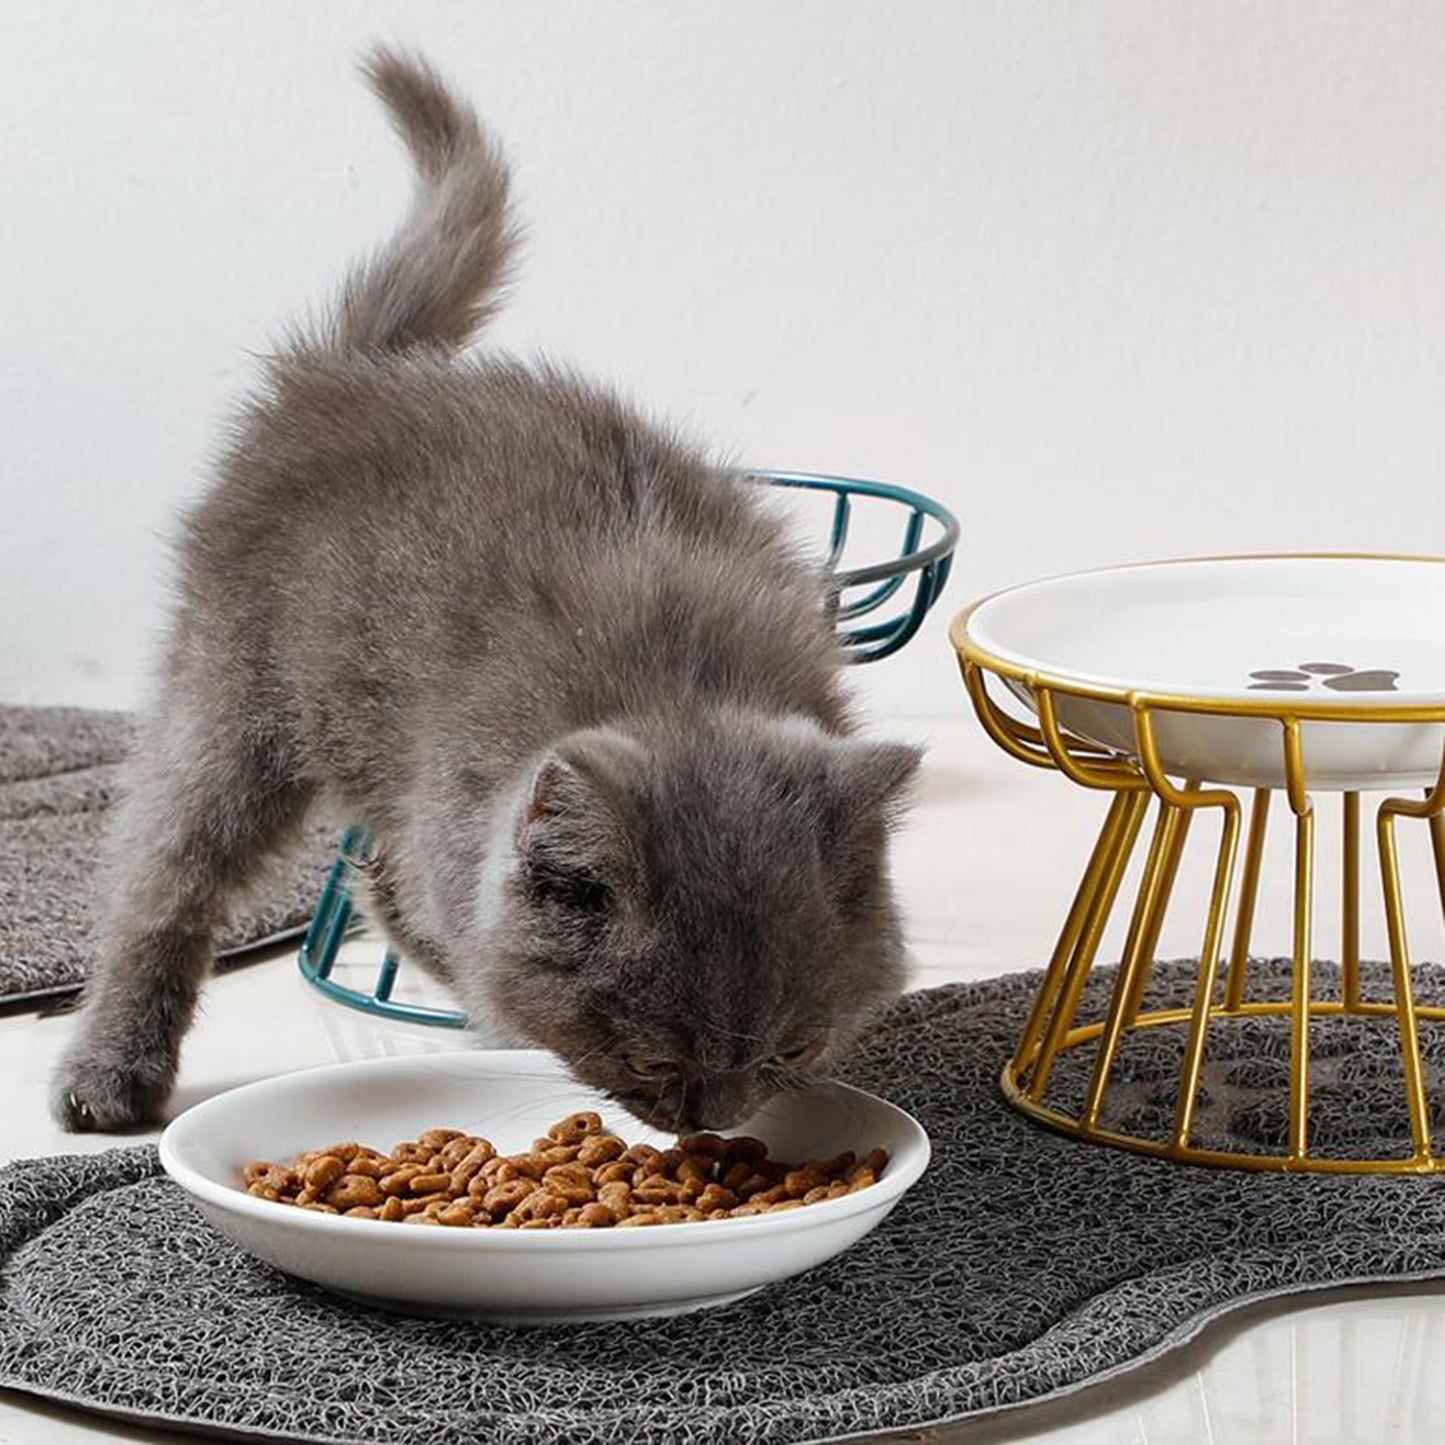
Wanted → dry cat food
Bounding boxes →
[242,1112,888,1229]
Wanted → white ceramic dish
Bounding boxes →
[962,555,1445,791]
[159,1049,930,1325]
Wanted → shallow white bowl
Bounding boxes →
[961,555,1445,791]
[159,1050,930,1325]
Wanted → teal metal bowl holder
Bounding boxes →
[299,470,960,1029]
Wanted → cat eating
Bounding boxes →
[52,48,921,1135]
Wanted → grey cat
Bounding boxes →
[51,48,921,1135]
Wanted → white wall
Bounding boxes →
[5,1,1445,720]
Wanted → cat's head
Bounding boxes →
[477,712,920,1133]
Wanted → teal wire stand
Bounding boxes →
[755,471,957,662]
[297,828,469,1029]
[299,469,959,1028]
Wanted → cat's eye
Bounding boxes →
[772,1039,823,1068]
[622,1054,674,1079]
[528,864,611,914]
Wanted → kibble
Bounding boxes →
[243,1115,886,1229]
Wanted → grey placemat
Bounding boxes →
[0,705,339,1006]
[5,957,1445,1445]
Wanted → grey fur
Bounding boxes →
[51,46,920,1135]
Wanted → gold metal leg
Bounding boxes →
[1342,791,1361,1011]
[1224,789,1271,1011]
[1287,805,1315,1164]
[1172,803,1241,1150]
[1081,800,1179,1129]
[1025,790,1148,1100]
[1379,805,1433,1162]
[1011,791,1135,1076]
[1120,799,1195,1026]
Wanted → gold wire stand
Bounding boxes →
[953,614,1445,1174]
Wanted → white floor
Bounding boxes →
[3,713,1444,1444]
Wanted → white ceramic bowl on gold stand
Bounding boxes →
[954,553,1445,1173]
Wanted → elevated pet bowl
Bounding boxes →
[300,469,960,1031]
[954,553,1445,1174]
[964,554,1445,791]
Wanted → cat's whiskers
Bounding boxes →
[667,1090,688,1137]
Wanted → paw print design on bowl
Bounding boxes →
[1247,662,1400,693]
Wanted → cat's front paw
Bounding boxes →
[50,1046,175,1133]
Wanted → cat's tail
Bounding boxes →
[325,46,519,354]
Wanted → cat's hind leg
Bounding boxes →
[50,691,311,1131]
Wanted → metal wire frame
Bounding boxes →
[298,469,960,1029]
[953,601,1445,1174]
[297,829,469,1029]
[756,471,959,662]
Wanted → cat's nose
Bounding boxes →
[683,1073,752,1132]
[689,1112,739,1131]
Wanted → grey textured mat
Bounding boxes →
[0,705,339,1006]
[5,958,1445,1445]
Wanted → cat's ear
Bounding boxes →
[515,730,645,905]
[825,739,923,822]
[814,739,922,917]
[522,755,601,832]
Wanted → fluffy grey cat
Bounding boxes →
[52,48,921,1135]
